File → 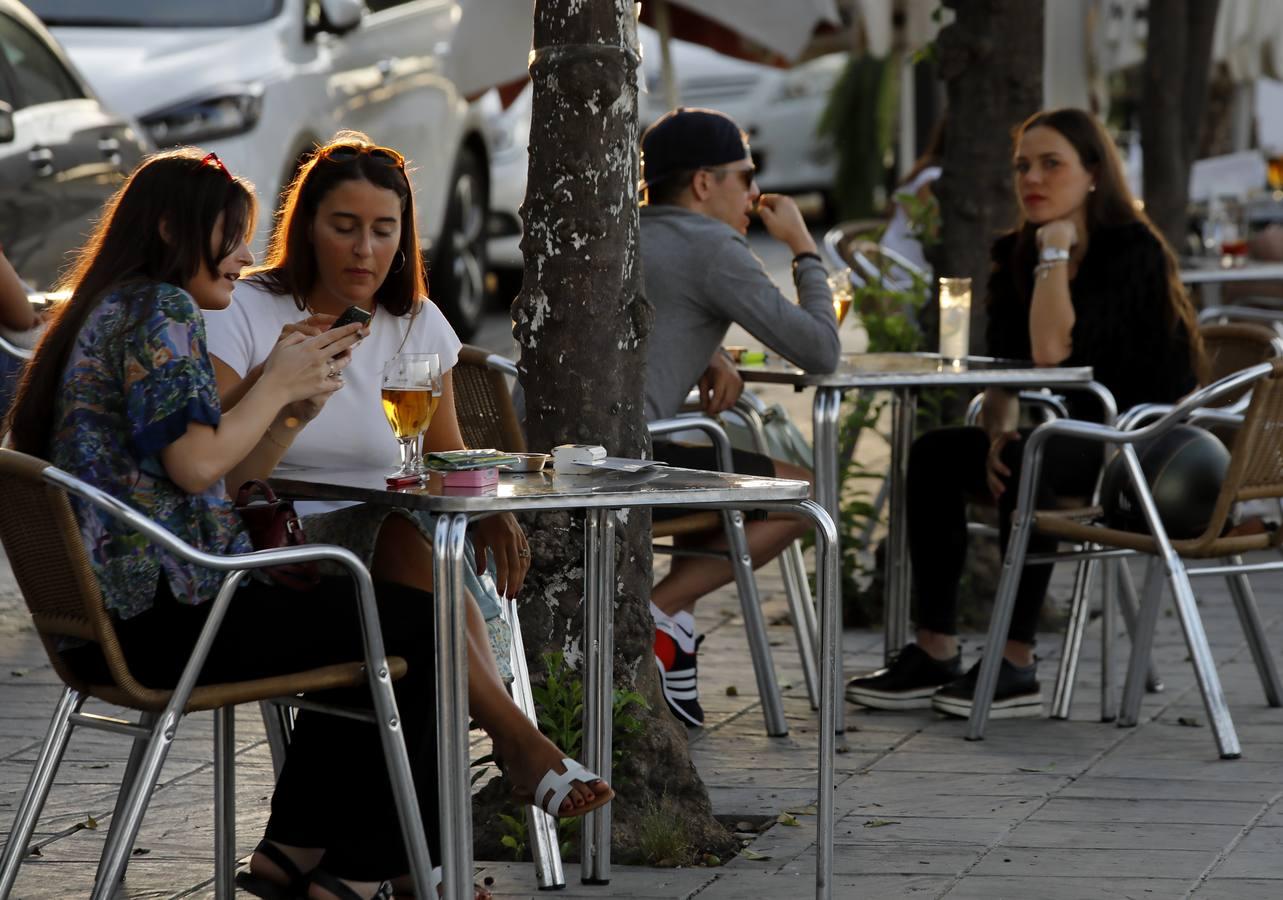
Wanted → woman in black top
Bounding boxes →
[847,108,1204,717]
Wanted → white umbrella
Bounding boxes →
[449,0,535,101]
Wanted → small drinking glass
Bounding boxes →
[381,353,442,478]
[938,276,971,365]
[827,268,855,325]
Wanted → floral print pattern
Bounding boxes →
[51,280,252,619]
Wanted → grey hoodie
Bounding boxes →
[640,204,840,420]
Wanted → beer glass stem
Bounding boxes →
[397,436,418,476]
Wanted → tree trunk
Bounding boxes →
[928,0,1043,352]
[1140,0,1221,252]
[477,0,734,865]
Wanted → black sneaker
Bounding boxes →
[931,658,1042,719]
[655,629,704,726]
[845,644,962,710]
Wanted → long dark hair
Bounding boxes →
[248,130,426,316]
[6,149,255,454]
[1010,108,1206,380]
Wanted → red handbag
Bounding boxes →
[233,479,320,591]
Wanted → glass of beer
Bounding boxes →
[381,353,442,478]
[827,269,855,325]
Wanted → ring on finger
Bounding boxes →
[327,362,337,378]
[518,547,531,559]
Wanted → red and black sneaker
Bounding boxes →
[654,629,705,727]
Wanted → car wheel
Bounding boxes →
[429,150,488,340]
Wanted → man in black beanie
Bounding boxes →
[641,107,839,728]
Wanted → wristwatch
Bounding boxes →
[791,251,822,279]
[1039,246,1071,264]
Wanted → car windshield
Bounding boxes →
[26,0,282,28]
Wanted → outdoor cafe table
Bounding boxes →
[1181,259,1283,305]
[737,352,1100,672]
[270,463,841,900]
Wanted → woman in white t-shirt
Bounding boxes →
[879,119,945,274]
[207,133,611,897]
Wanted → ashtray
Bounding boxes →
[506,452,549,472]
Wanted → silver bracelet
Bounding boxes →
[1035,259,1067,280]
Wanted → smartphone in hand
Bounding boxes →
[331,305,372,330]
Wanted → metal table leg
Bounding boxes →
[434,514,473,900]
[502,596,566,890]
[884,387,916,661]
[581,508,615,884]
[811,387,846,731]
[789,500,838,900]
[752,497,837,899]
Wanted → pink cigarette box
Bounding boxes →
[441,467,499,488]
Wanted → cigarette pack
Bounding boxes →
[441,467,500,488]
[552,444,607,472]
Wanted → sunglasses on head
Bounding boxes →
[201,152,233,181]
[701,165,756,191]
[318,144,406,169]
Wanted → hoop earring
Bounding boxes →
[390,249,406,274]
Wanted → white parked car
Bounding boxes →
[29,0,493,337]
[638,30,846,196]
[487,26,847,274]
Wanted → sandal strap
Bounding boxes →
[252,839,311,891]
[308,868,394,900]
[534,757,604,817]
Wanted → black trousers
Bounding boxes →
[64,575,439,882]
[906,426,1102,645]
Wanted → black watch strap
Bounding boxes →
[791,251,822,279]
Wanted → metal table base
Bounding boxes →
[272,466,841,900]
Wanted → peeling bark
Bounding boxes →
[474,0,734,864]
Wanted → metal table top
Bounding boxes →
[737,352,1094,389]
[270,464,809,513]
[1180,260,1283,284]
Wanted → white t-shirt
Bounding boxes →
[881,165,941,275]
[205,277,462,514]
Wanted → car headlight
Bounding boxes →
[140,85,264,147]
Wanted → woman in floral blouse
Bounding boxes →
[5,150,442,900]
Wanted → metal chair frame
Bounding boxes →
[966,363,1283,759]
[716,390,822,709]
[1043,323,1283,719]
[0,451,435,900]
[461,348,798,736]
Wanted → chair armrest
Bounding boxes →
[483,353,518,377]
[648,416,734,473]
[0,331,32,362]
[1023,361,1273,455]
[1198,305,1283,326]
[963,390,1070,428]
[42,466,369,580]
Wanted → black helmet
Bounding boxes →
[1100,424,1230,539]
